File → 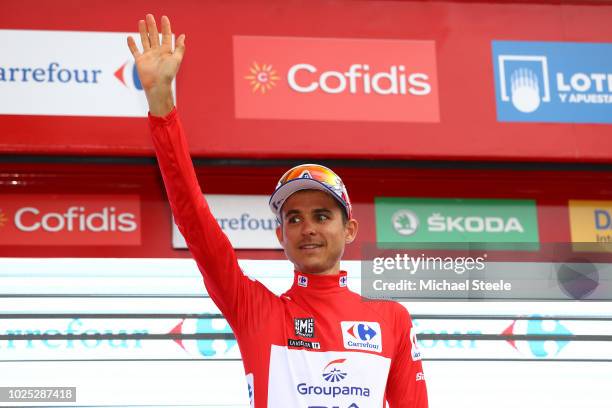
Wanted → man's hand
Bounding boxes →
[127,14,185,117]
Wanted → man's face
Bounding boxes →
[276,190,358,275]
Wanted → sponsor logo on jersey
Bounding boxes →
[245,373,254,407]
[288,338,320,350]
[296,358,371,398]
[416,372,425,381]
[410,327,422,361]
[322,358,348,382]
[298,275,308,287]
[341,321,382,353]
[294,318,315,338]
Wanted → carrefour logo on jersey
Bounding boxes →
[492,41,612,123]
[233,35,439,122]
[0,29,175,117]
[0,194,140,246]
[341,321,382,353]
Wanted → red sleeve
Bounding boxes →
[385,305,429,407]
[148,108,280,335]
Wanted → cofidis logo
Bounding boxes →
[234,36,439,122]
[0,194,140,246]
[492,41,612,123]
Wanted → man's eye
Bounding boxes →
[288,216,301,224]
[317,214,329,221]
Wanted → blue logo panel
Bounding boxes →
[492,41,612,123]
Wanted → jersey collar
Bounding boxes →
[291,270,349,292]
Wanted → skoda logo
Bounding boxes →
[391,209,419,236]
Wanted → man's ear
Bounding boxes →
[344,219,359,244]
[275,224,284,247]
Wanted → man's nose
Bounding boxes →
[300,218,316,235]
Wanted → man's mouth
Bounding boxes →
[299,243,323,250]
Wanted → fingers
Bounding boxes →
[127,36,141,58]
[146,14,160,49]
[174,34,186,62]
[138,19,150,51]
[161,15,172,48]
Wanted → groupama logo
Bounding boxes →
[322,358,348,383]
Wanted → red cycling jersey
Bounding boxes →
[149,108,428,408]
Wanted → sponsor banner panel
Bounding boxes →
[375,197,540,249]
[1,316,610,361]
[173,194,281,249]
[234,35,439,122]
[0,194,141,246]
[569,200,612,252]
[0,30,175,117]
[0,317,239,361]
[493,41,612,123]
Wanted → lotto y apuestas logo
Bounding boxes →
[493,41,612,124]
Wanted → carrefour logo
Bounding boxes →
[114,60,143,90]
[0,29,172,117]
[341,321,382,353]
[493,41,612,123]
[502,318,571,358]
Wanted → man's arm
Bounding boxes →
[386,305,429,407]
[128,15,280,334]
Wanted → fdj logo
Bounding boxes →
[497,55,550,113]
[595,209,612,230]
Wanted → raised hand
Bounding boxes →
[127,14,185,116]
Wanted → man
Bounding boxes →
[128,14,428,407]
